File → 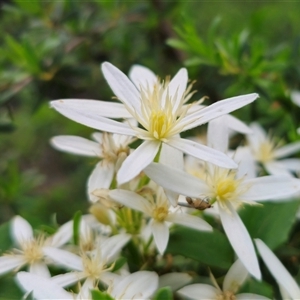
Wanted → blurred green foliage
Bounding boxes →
[1,0,300,298]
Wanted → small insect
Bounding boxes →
[178,196,212,211]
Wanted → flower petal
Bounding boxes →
[274,141,300,158]
[264,161,293,177]
[128,64,157,90]
[241,176,300,202]
[291,90,300,106]
[255,239,300,299]
[219,202,261,280]
[236,293,271,300]
[207,116,229,153]
[182,93,258,130]
[29,262,51,278]
[168,137,237,169]
[52,271,86,288]
[11,216,33,247]
[16,272,73,299]
[158,272,192,291]
[150,220,169,255]
[51,100,136,135]
[223,259,248,293]
[226,114,252,134]
[48,220,73,248]
[0,255,26,275]
[177,283,218,300]
[101,62,141,115]
[88,162,114,202]
[108,189,153,214]
[166,213,212,232]
[144,163,210,197]
[117,140,160,184]
[279,158,300,171]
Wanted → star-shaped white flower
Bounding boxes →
[51,62,258,184]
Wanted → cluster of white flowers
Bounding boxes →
[2,63,300,299]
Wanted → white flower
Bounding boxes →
[0,216,72,277]
[177,259,270,300]
[105,186,212,255]
[247,123,300,177]
[144,161,300,280]
[255,239,300,300]
[51,62,258,184]
[51,131,134,201]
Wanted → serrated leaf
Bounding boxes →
[152,287,173,300]
[239,200,300,249]
[167,226,234,269]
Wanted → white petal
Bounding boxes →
[219,202,261,280]
[29,262,50,278]
[236,293,271,300]
[265,161,293,177]
[0,255,26,275]
[50,135,101,157]
[48,220,73,248]
[255,239,300,299]
[91,132,103,143]
[52,271,86,287]
[11,216,33,247]
[234,146,257,179]
[223,259,248,293]
[291,90,300,106]
[43,247,83,271]
[166,213,212,232]
[168,137,237,169]
[16,272,73,299]
[226,114,252,134]
[101,62,141,115]
[51,100,136,135]
[50,99,131,118]
[207,116,229,153]
[182,93,258,130]
[128,64,157,90]
[274,141,300,158]
[117,140,160,184]
[158,272,192,291]
[177,284,218,299]
[241,176,300,201]
[279,158,300,171]
[108,189,153,214]
[144,163,210,197]
[88,162,114,202]
[151,220,169,255]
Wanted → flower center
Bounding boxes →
[216,291,236,300]
[153,206,169,222]
[149,110,171,140]
[82,251,107,279]
[215,177,238,201]
[22,237,44,264]
[256,140,275,162]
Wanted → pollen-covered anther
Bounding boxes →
[22,237,44,264]
[216,291,236,300]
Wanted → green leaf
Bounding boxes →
[73,210,82,246]
[110,256,127,272]
[90,290,114,300]
[239,200,300,249]
[152,287,173,300]
[167,226,234,269]
[0,222,12,254]
[239,279,274,298]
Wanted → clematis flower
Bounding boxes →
[255,239,300,300]
[0,216,72,277]
[247,123,300,177]
[97,186,212,255]
[177,259,270,300]
[51,62,258,184]
[144,161,300,280]
[51,131,135,202]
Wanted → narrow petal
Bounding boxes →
[177,284,218,300]
[16,272,73,299]
[255,239,300,299]
[223,259,248,293]
[182,93,259,130]
[207,116,229,153]
[241,176,300,201]
[128,64,157,90]
[88,162,114,202]
[167,213,212,232]
[11,216,33,247]
[52,271,86,288]
[108,189,153,214]
[144,163,210,197]
[0,256,26,275]
[158,272,192,291]
[236,293,271,300]
[50,99,131,118]
[150,220,169,255]
[43,247,83,271]
[234,146,257,179]
[51,100,136,135]
[274,141,300,158]
[29,262,51,278]
[264,161,293,177]
[219,202,261,280]
[279,158,300,171]
[101,62,141,115]
[291,90,300,106]
[168,137,237,169]
[226,114,252,134]
[48,220,73,248]
[50,135,102,157]
[117,140,160,184]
